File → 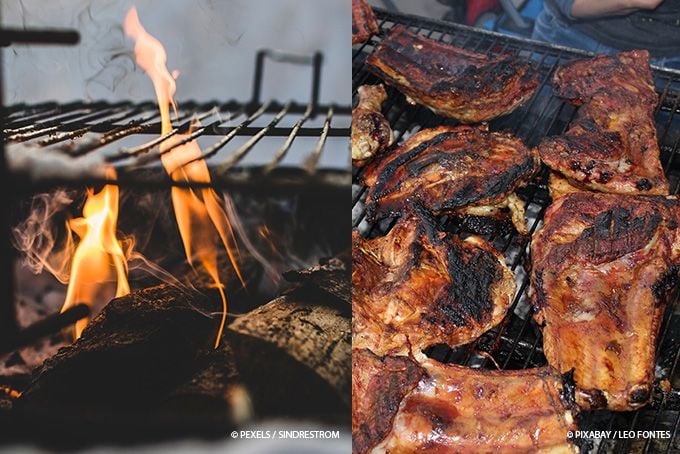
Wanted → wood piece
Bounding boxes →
[16,285,238,435]
[228,289,351,421]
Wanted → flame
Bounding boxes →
[61,168,130,338]
[124,7,242,348]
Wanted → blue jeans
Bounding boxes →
[532,5,680,70]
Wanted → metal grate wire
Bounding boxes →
[352,8,680,453]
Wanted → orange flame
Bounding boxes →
[62,168,130,338]
[124,7,242,348]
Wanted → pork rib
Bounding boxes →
[377,357,578,453]
[352,0,378,45]
[538,50,669,195]
[365,25,539,123]
[532,192,680,410]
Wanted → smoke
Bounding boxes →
[12,189,76,284]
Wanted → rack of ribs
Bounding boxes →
[538,50,669,196]
[352,208,515,356]
[365,25,539,123]
[362,124,539,234]
[531,192,680,410]
[374,356,578,453]
[352,84,394,166]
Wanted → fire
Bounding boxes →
[62,167,130,338]
[124,7,242,348]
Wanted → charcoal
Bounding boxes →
[282,251,351,304]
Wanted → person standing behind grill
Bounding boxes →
[533,0,680,69]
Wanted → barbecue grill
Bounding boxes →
[0,17,351,443]
[353,8,680,453]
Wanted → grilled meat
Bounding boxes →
[362,125,539,234]
[539,51,669,195]
[352,0,378,45]
[352,84,394,166]
[352,349,424,454]
[365,25,539,123]
[552,50,657,106]
[377,357,578,453]
[352,208,515,356]
[531,193,680,410]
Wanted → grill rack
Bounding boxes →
[0,27,351,355]
[352,8,680,454]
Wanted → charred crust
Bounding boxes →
[636,178,653,191]
[559,369,579,415]
[651,265,680,304]
[427,241,502,327]
[628,384,652,406]
[578,388,608,409]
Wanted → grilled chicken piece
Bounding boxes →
[352,84,394,166]
[532,193,680,410]
[365,25,539,123]
[362,125,539,234]
[352,0,378,45]
[352,349,424,454]
[352,208,515,356]
[377,357,578,453]
[539,51,669,195]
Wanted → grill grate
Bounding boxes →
[352,8,680,453]
[2,48,351,193]
[0,40,351,355]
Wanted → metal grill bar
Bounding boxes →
[353,8,680,453]
[2,98,351,191]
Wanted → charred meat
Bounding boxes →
[539,51,669,195]
[532,193,680,410]
[362,125,539,234]
[365,25,539,123]
[352,208,515,356]
[352,84,394,166]
[377,357,578,453]
[352,0,378,45]
[352,349,423,454]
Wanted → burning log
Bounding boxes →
[15,284,243,436]
[11,255,350,444]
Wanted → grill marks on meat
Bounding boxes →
[352,349,424,454]
[362,125,539,233]
[539,51,669,196]
[352,0,378,45]
[377,358,578,453]
[531,193,680,410]
[365,25,539,123]
[352,85,394,166]
[352,209,515,356]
